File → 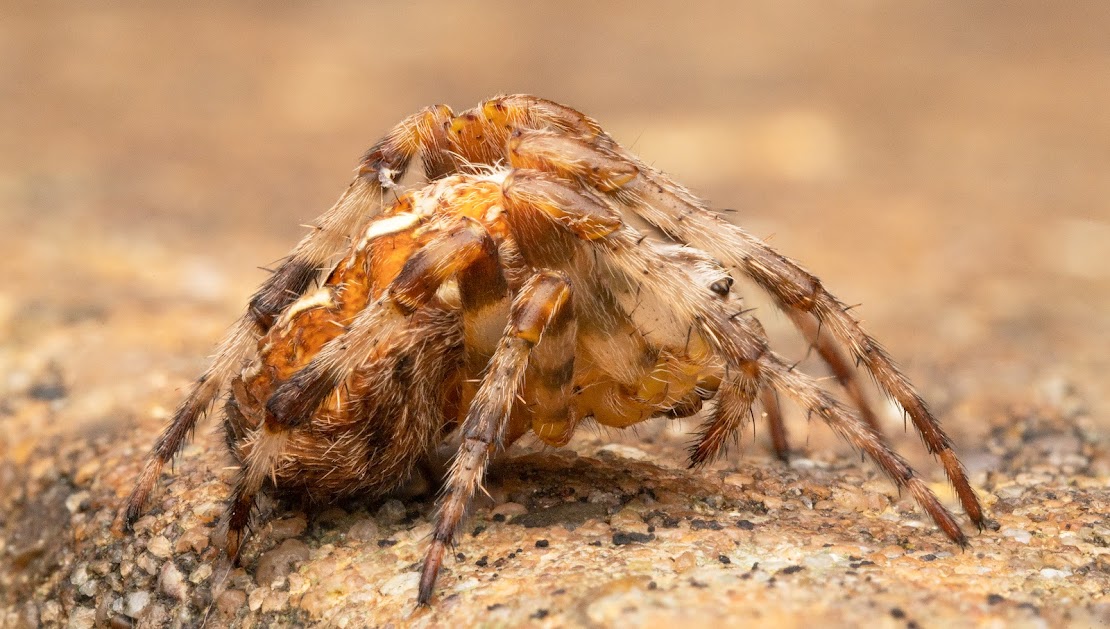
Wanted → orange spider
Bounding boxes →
[123,95,988,605]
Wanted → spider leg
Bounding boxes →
[120,106,456,529]
[519,181,973,544]
[689,363,760,467]
[761,385,789,462]
[419,271,573,605]
[689,314,791,465]
[759,350,968,545]
[786,308,882,434]
[620,174,983,527]
[504,128,983,529]
[265,217,503,428]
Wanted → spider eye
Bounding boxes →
[710,277,733,297]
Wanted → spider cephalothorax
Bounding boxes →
[123,95,988,605]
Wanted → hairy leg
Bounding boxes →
[504,127,982,528]
[266,217,502,428]
[419,271,573,605]
[121,106,457,528]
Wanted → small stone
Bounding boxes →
[65,606,95,629]
[723,473,754,488]
[174,526,210,554]
[71,564,90,587]
[78,579,98,598]
[673,551,697,573]
[146,535,172,559]
[123,591,150,618]
[135,553,159,575]
[216,590,246,620]
[347,518,379,542]
[158,562,187,601]
[612,531,654,545]
[492,502,528,518]
[1039,568,1071,579]
[376,499,407,525]
[535,539,549,548]
[256,538,311,586]
[65,491,90,514]
[73,460,101,485]
[248,587,266,612]
[1001,528,1032,544]
[595,444,650,461]
[261,590,290,614]
[610,508,647,533]
[189,564,213,584]
[379,572,420,597]
[267,515,308,541]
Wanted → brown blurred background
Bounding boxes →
[2,1,1109,624]
[3,1,1107,440]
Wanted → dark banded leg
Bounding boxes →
[786,308,882,434]
[121,106,456,529]
[689,363,761,467]
[619,168,984,528]
[502,126,983,526]
[760,352,968,546]
[522,292,579,447]
[693,311,969,546]
[418,272,573,605]
[761,386,790,462]
[748,315,791,462]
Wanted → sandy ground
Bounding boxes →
[2,2,1108,627]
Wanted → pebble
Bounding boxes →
[248,587,267,612]
[78,579,98,598]
[256,539,311,586]
[65,606,95,629]
[347,518,380,542]
[492,502,529,518]
[378,572,420,597]
[673,551,697,573]
[376,500,407,525]
[174,526,210,554]
[65,491,90,514]
[216,590,246,620]
[189,564,213,584]
[610,508,648,533]
[70,564,90,587]
[268,515,308,541]
[123,591,150,618]
[146,535,172,559]
[135,553,159,575]
[596,444,651,461]
[158,562,187,600]
[1002,528,1032,544]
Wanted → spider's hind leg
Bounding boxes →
[567,135,985,530]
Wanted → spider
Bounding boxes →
[122,95,988,606]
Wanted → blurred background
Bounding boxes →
[3,1,1110,623]
[2,1,1107,442]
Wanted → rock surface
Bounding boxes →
[2,3,1108,627]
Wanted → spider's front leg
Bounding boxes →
[121,105,456,529]
[419,271,574,606]
[224,216,503,556]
